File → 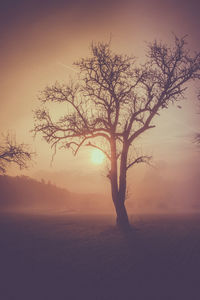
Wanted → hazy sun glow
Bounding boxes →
[91,149,105,164]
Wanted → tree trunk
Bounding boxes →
[115,142,131,231]
[114,197,130,231]
[110,137,131,231]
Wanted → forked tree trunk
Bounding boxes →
[111,172,131,231]
[114,197,130,231]
[110,138,131,231]
[116,142,131,231]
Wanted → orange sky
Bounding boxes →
[0,0,200,206]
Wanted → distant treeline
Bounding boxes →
[0,175,70,211]
[0,175,113,213]
[1,173,200,214]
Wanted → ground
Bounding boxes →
[0,212,200,300]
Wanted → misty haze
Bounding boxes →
[1,0,200,299]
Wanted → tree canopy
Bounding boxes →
[34,36,200,230]
[0,133,33,174]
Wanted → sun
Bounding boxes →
[91,149,105,165]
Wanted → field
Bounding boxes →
[0,212,200,300]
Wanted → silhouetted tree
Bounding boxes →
[0,133,33,174]
[33,36,200,230]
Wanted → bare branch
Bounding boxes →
[85,141,111,161]
[194,133,200,145]
[33,35,200,223]
[0,133,34,174]
[126,155,152,170]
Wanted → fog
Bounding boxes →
[1,1,200,299]
[1,155,199,215]
[0,0,200,215]
[127,160,200,213]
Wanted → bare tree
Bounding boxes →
[33,36,200,230]
[0,133,33,174]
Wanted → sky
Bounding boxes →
[0,0,200,208]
